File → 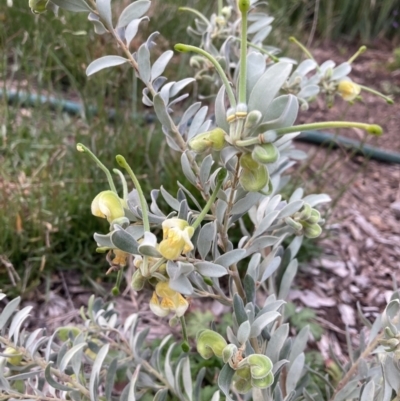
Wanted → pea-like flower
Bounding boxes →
[158,218,194,260]
[91,190,125,223]
[338,80,361,101]
[149,281,189,317]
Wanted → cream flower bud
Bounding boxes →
[338,80,361,101]
[91,191,125,223]
[158,218,194,260]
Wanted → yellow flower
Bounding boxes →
[149,281,189,317]
[91,190,125,223]
[112,249,129,267]
[158,218,194,260]
[338,80,361,101]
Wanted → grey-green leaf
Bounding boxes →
[195,262,227,278]
[137,43,151,83]
[286,353,305,394]
[151,50,173,81]
[96,0,112,27]
[51,0,92,12]
[250,311,280,338]
[116,0,151,28]
[86,56,128,76]
[0,297,21,330]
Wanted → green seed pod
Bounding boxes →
[252,143,279,164]
[239,354,273,380]
[238,0,251,13]
[131,269,146,291]
[303,223,322,239]
[196,329,227,359]
[239,155,269,192]
[234,376,252,394]
[252,372,274,389]
[285,217,303,232]
[5,347,23,366]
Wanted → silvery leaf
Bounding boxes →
[278,200,304,218]
[233,294,248,325]
[89,344,109,401]
[320,60,336,73]
[169,275,193,295]
[237,321,251,344]
[248,62,293,115]
[258,95,299,131]
[251,25,272,44]
[126,17,148,46]
[215,86,229,133]
[116,0,150,28]
[231,192,263,215]
[217,364,235,401]
[88,13,107,34]
[291,59,317,81]
[179,103,202,132]
[96,0,112,27]
[170,78,195,98]
[246,52,266,99]
[111,229,139,254]
[138,232,162,257]
[194,262,227,278]
[181,153,197,186]
[160,186,180,211]
[266,324,289,363]
[199,155,213,191]
[333,379,361,401]
[248,16,273,34]
[286,353,305,394]
[215,249,247,268]
[244,275,256,304]
[289,326,309,364]
[0,296,20,331]
[220,147,238,167]
[250,311,280,338]
[187,106,208,140]
[331,62,351,81]
[254,210,280,237]
[278,259,298,299]
[360,381,375,401]
[245,236,279,256]
[51,0,91,12]
[151,50,173,81]
[297,85,320,100]
[137,43,151,83]
[86,56,128,76]
[44,363,72,392]
[289,188,304,202]
[197,222,216,260]
[153,95,174,131]
[94,232,114,248]
[302,194,331,207]
[247,253,261,281]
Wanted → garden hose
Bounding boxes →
[2,88,400,164]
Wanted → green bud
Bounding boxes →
[196,329,227,359]
[181,341,190,353]
[297,203,312,221]
[303,223,322,239]
[285,217,303,232]
[366,124,383,136]
[222,344,238,363]
[29,0,48,14]
[307,208,321,224]
[5,347,23,366]
[174,44,189,53]
[111,287,120,296]
[203,276,214,286]
[131,269,146,291]
[238,0,251,13]
[384,326,396,338]
[244,110,262,130]
[252,143,279,164]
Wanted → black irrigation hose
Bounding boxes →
[2,89,400,164]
